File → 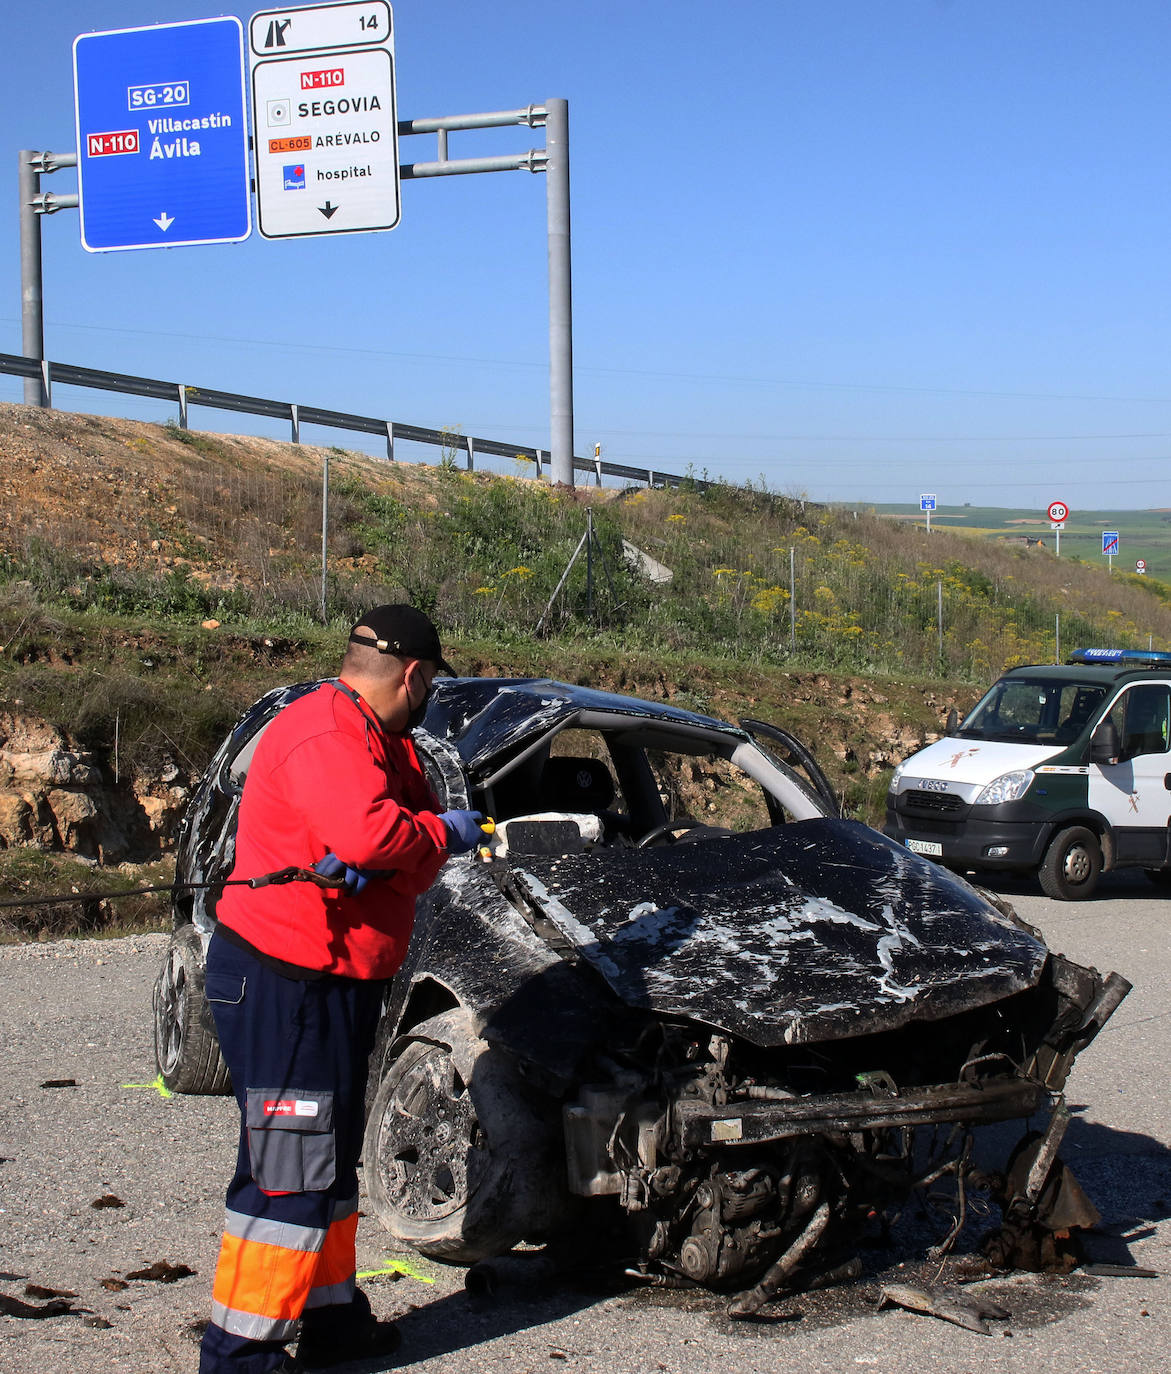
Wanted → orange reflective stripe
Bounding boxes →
[212,1231,320,1322]
[311,1209,359,1289]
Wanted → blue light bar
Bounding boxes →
[1068,648,1171,664]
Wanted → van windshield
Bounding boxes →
[958,678,1106,745]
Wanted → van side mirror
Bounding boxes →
[1089,718,1121,765]
[945,708,959,735]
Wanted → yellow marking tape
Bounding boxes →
[121,1074,174,1099]
[357,1257,436,1284]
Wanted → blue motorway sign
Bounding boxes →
[73,17,251,252]
[1102,531,1120,556]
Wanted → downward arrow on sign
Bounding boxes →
[318,202,338,219]
[154,212,175,231]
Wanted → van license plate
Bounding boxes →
[906,838,943,857]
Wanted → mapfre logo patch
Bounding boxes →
[263,1098,321,1118]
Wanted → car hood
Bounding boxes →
[511,818,1048,1047]
[896,736,1064,788]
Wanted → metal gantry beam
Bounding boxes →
[19,97,577,485]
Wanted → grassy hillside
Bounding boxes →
[3,404,1170,687]
[3,401,1171,939]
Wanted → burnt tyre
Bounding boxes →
[153,924,232,1095]
[1038,826,1101,901]
[363,1010,565,1263]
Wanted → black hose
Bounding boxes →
[0,866,344,911]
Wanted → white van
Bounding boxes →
[884,649,1171,899]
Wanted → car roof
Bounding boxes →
[425,677,748,772]
[1002,663,1169,685]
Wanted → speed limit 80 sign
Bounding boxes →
[1047,500,1069,524]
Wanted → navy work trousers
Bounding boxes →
[199,930,386,1374]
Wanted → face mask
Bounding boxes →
[404,672,432,733]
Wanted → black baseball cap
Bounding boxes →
[348,604,457,676]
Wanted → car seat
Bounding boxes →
[539,756,637,843]
[539,756,616,812]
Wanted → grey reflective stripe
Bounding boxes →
[223,1206,327,1252]
[210,1300,299,1343]
[329,1193,359,1223]
[303,1276,356,1310]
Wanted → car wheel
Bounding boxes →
[1038,827,1101,901]
[152,924,232,1095]
[363,1010,564,1264]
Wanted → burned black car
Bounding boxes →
[154,677,1128,1311]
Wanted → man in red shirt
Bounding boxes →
[199,606,484,1374]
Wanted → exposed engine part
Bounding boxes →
[981,1109,1103,1274]
[728,1199,833,1317]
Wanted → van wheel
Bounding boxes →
[1038,827,1101,900]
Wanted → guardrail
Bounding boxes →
[0,351,705,491]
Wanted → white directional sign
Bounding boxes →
[250,2,399,239]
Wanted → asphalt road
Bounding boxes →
[1,871,1168,1374]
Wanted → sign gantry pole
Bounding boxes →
[545,97,573,487]
[18,150,76,407]
[18,150,43,408]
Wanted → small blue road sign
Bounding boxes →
[920,493,937,512]
[73,17,251,252]
[1102,531,1120,556]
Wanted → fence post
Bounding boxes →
[465,434,475,471]
[177,384,188,430]
[789,547,796,651]
[290,403,300,445]
[535,449,544,478]
[385,421,395,462]
[320,448,329,623]
[39,360,52,409]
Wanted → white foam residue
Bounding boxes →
[873,902,921,1002]
[795,895,883,932]
[519,872,624,983]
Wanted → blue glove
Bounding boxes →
[313,852,371,896]
[439,809,485,855]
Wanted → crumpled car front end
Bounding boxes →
[365,816,1129,1311]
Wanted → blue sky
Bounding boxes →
[2,1,1168,508]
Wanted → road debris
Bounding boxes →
[23,1283,76,1299]
[91,1194,125,1209]
[0,1292,76,1319]
[125,1260,195,1283]
[878,1283,1011,1335]
[39,1078,77,1089]
[1081,1263,1159,1279]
